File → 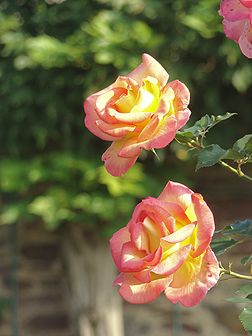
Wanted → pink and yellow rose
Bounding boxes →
[110,181,220,307]
[219,0,252,58]
[84,54,191,176]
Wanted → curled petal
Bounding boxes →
[165,80,191,129]
[128,53,169,88]
[220,0,250,20]
[192,194,215,258]
[117,273,173,304]
[158,181,193,208]
[222,19,246,42]
[138,115,162,142]
[130,198,176,234]
[110,227,130,269]
[162,224,196,244]
[141,197,190,228]
[134,269,151,283]
[84,97,117,141]
[131,221,150,252]
[141,115,178,150]
[96,120,135,137]
[102,140,139,177]
[240,0,252,8]
[120,242,147,272]
[108,109,153,124]
[118,115,178,159]
[146,246,163,266]
[152,244,192,276]
[238,23,252,58]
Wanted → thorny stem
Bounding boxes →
[220,263,252,281]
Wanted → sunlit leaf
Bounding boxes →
[223,219,252,238]
[241,255,252,266]
[239,308,252,335]
[196,144,226,171]
[211,236,238,255]
[233,134,252,156]
[236,284,252,297]
[177,113,236,143]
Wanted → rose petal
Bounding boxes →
[130,198,175,234]
[158,181,193,202]
[191,194,215,258]
[120,242,147,272]
[96,119,135,137]
[141,197,190,229]
[240,0,252,8]
[165,80,191,129]
[142,216,161,252]
[238,23,252,58]
[220,0,249,20]
[164,248,220,307]
[128,53,169,88]
[131,221,150,252]
[118,274,173,304]
[110,227,130,269]
[137,115,162,142]
[118,115,178,158]
[134,269,151,283]
[141,115,177,150]
[152,244,192,276]
[162,224,196,244]
[107,109,153,124]
[84,96,118,141]
[102,140,139,177]
[222,18,246,42]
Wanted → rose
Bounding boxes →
[219,0,252,58]
[84,54,190,176]
[110,181,220,307]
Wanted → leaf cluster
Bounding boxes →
[211,219,252,257]
[177,113,252,173]
[227,284,252,335]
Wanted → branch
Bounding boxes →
[220,264,252,281]
[180,138,252,183]
[218,160,252,183]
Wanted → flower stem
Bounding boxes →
[218,160,252,183]
[220,265,252,281]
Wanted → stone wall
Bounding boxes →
[0,221,250,336]
[0,222,73,336]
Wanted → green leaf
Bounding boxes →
[224,148,244,161]
[236,284,252,297]
[175,131,194,144]
[241,254,252,265]
[224,134,252,163]
[177,113,236,143]
[226,297,252,303]
[233,134,252,155]
[211,236,238,255]
[239,308,252,335]
[227,284,252,307]
[196,144,226,171]
[223,219,252,238]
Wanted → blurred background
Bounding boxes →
[0,0,252,335]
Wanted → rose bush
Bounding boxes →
[219,0,252,58]
[84,54,190,176]
[110,181,220,307]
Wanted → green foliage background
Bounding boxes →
[1,0,252,234]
